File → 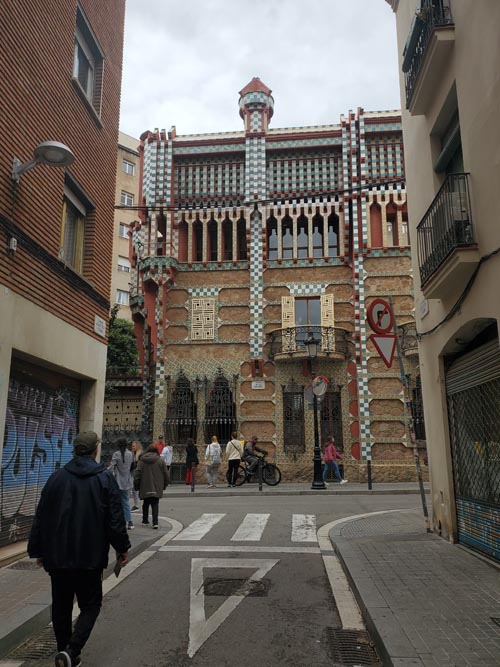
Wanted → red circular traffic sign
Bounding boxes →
[367,298,394,334]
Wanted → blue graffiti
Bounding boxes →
[1,378,78,545]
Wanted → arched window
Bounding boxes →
[327,213,339,256]
[237,217,247,260]
[193,219,203,262]
[282,214,293,259]
[165,370,198,444]
[204,369,237,443]
[369,203,382,248]
[313,213,324,258]
[267,215,278,260]
[222,216,233,261]
[208,217,218,261]
[178,220,188,262]
[386,203,398,246]
[297,214,308,259]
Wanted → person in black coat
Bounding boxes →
[185,437,199,485]
[28,431,130,667]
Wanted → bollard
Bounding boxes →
[191,462,195,493]
[258,456,263,492]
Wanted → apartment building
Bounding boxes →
[385,0,500,561]
[0,0,126,549]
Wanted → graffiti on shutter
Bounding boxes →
[281,296,296,352]
[1,364,80,548]
[321,294,335,352]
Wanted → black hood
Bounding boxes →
[64,456,106,477]
[140,452,160,465]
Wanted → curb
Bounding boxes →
[164,488,426,498]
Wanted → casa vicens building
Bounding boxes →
[126,78,425,483]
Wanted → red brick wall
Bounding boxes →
[0,0,125,339]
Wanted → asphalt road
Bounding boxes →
[12,493,424,667]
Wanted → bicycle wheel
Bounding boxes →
[234,466,247,486]
[262,463,281,486]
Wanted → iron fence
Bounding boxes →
[268,325,349,358]
[403,0,453,108]
[417,173,474,286]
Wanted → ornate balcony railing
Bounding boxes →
[399,322,419,356]
[417,173,475,286]
[268,325,349,359]
[402,0,453,109]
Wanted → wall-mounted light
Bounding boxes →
[12,141,75,183]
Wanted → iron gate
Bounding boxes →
[320,390,343,451]
[446,341,500,561]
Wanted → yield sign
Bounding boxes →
[188,558,279,657]
[369,333,397,368]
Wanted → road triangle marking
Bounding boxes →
[369,334,397,368]
[188,557,279,658]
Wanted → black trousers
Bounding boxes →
[50,569,103,654]
[227,459,240,485]
[143,497,159,524]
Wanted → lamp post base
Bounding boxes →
[311,479,326,490]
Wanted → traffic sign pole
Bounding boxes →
[388,296,430,533]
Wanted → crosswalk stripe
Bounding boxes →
[291,514,317,542]
[231,513,270,541]
[173,513,226,541]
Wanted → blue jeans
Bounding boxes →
[323,460,342,482]
[119,489,132,523]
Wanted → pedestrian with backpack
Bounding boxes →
[205,435,222,488]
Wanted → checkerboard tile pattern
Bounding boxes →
[249,210,264,358]
[189,287,220,298]
[288,283,329,296]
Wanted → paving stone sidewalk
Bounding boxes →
[331,510,500,667]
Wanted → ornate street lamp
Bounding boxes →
[305,334,326,490]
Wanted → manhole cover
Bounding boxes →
[8,626,57,660]
[8,560,40,571]
[203,577,269,597]
[326,628,382,666]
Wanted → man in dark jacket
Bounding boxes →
[28,431,130,667]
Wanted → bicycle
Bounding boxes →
[226,451,282,486]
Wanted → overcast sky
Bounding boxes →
[119,0,401,140]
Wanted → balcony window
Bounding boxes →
[119,223,129,238]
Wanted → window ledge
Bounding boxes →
[71,78,103,128]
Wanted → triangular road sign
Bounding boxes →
[369,333,397,368]
[188,558,279,657]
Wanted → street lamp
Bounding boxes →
[305,333,326,490]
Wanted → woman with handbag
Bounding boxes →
[205,435,222,488]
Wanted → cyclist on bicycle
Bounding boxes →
[243,436,265,474]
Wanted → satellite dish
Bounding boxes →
[312,375,328,397]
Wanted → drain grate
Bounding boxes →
[8,626,57,661]
[8,559,40,571]
[326,628,382,666]
[203,577,269,597]
[491,617,500,628]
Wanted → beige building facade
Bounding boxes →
[385,0,500,561]
[112,132,141,320]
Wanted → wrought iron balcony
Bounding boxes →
[417,173,476,290]
[399,322,419,357]
[402,0,454,113]
[268,325,349,361]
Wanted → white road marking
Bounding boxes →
[317,509,409,631]
[188,557,279,658]
[231,513,270,541]
[291,514,317,542]
[174,513,226,541]
[0,661,24,666]
[159,545,320,554]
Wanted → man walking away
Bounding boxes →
[28,431,130,667]
[134,443,170,528]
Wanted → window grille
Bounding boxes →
[283,382,305,454]
[203,369,237,443]
[164,371,198,444]
[320,389,343,452]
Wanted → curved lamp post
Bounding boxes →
[305,333,326,490]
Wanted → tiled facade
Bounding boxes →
[129,78,425,482]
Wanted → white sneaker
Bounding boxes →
[323,481,329,487]
[340,479,348,485]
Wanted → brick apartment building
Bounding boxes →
[0,0,126,549]
[129,78,426,483]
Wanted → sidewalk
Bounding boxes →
[331,510,500,666]
[165,480,429,497]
